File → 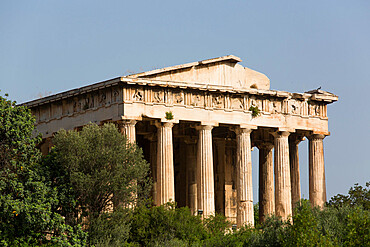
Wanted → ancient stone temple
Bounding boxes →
[23,55,338,226]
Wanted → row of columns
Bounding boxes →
[119,119,326,226]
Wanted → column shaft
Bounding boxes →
[156,122,175,205]
[215,140,226,215]
[150,137,157,205]
[197,125,215,217]
[258,143,275,223]
[185,139,197,214]
[289,136,303,210]
[308,134,326,208]
[236,128,254,227]
[274,131,292,221]
[117,120,137,208]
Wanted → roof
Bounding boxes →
[128,55,242,78]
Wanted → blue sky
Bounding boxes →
[1,0,369,202]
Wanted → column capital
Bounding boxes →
[307,133,326,141]
[289,134,305,145]
[231,124,257,135]
[118,119,137,127]
[154,121,174,129]
[255,141,274,150]
[235,128,252,135]
[272,131,291,138]
[195,124,214,131]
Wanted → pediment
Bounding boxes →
[126,55,270,90]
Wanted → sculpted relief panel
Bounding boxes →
[231,95,244,110]
[190,92,204,107]
[173,91,184,105]
[212,93,224,109]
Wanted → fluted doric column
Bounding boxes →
[289,135,304,210]
[119,120,137,143]
[117,120,138,208]
[308,134,326,208]
[273,131,292,221]
[196,125,215,217]
[215,139,226,215]
[185,138,197,215]
[148,134,158,206]
[235,128,254,227]
[257,142,275,223]
[155,122,175,205]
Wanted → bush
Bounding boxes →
[128,202,208,246]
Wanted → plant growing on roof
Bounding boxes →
[165,111,174,120]
[249,105,261,118]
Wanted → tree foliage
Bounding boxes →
[44,123,152,244]
[0,93,86,246]
[328,182,370,210]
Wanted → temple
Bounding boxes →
[23,55,338,226]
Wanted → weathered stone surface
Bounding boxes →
[235,127,254,227]
[308,134,326,208]
[289,134,304,210]
[129,55,270,90]
[273,131,292,221]
[257,142,275,222]
[155,121,175,205]
[185,138,197,214]
[196,125,215,217]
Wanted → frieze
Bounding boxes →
[113,89,120,103]
[153,90,165,103]
[288,99,301,115]
[33,82,328,125]
[212,93,224,109]
[99,92,107,106]
[133,88,144,102]
[230,95,244,110]
[173,91,184,105]
[191,92,204,107]
[119,85,327,118]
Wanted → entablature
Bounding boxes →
[22,77,337,138]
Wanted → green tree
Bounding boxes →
[328,182,370,210]
[284,200,333,247]
[343,207,370,247]
[0,93,86,246]
[46,123,151,243]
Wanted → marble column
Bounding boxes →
[156,122,175,205]
[236,127,254,227]
[215,139,226,215]
[196,125,215,217]
[273,131,292,221]
[185,138,197,214]
[119,120,137,143]
[117,120,137,208]
[149,135,158,206]
[224,142,236,222]
[289,135,304,210]
[308,134,326,208]
[257,142,275,223]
